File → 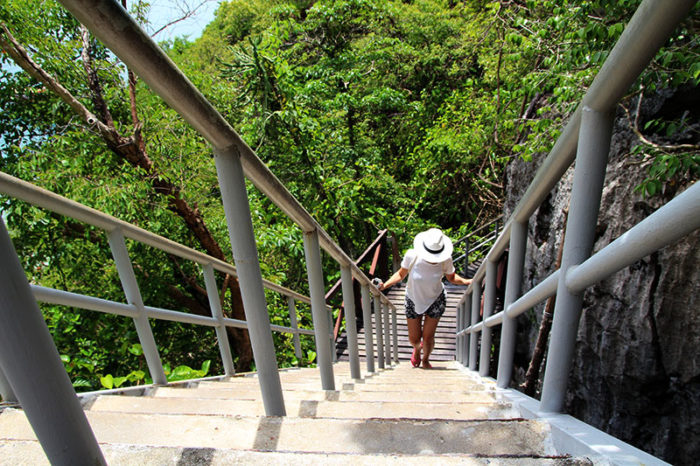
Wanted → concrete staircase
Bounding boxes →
[0,362,591,465]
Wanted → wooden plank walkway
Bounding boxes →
[337,282,467,362]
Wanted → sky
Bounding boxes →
[146,0,222,41]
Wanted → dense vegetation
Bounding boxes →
[0,0,697,392]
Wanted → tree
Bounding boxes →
[0,0,255,384]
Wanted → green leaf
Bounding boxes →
[200,360,211,376]
[72,378,92,389]
[100,374,114,390]
[128,343,144,356]
[112,376,128,388]
[306,350,317,363]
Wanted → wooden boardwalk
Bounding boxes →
[337,282,467,362]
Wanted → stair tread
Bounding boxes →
[0,409,554,456]
[0,439,583,465]
[88,395,517,420]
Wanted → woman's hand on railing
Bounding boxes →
[375,267,408,292]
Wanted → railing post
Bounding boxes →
[287,297,303,363]
[374,294,385,369]
[202,263,236,376]
[462,293,472,365]
[330,308,338,363]
[213,147,286,415]
[456,300,464,364]
[382,299,392,366]
[0,218,106,465]
[301,229,335,390]
[361,285,375,373]
[497,221,528,388]
[460,300,468,364]
[479,260,498,377]
[469,278,482,370]
[541,106,615,412]
[107,229,167,385]
[391,305,398,363]
[340,265,361,379]
[463,238,470,276]
[0,365,16,403]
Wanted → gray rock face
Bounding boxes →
[503,92,699,465]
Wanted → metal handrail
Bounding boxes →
[453,215,503,246]
[454,0,698,421]
[0,172,317,308]
[329,229,389,339]
[452,230,499,263]
[30,285,316,336]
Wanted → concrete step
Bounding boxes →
[197,375,487,391]
[0,439,591,465]
[193,381,489,393]
[151,386,498,403]
[88,395,518,420]
[0,409,555,456]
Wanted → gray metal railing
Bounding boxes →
[455,0,699,417]
[0,170,320,382]
[452,216,503,275]
[0,0,399,463]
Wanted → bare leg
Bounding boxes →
[406,316,423,366]
[421,316,440,368]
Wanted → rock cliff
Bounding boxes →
[503,87,699,465]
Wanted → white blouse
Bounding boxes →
[401,249,455,314]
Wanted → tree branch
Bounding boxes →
[620,92,700,153]
[150,0,211,38]
[1,23,118,145]
[80,25,116,129]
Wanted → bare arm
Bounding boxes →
[378,267,408,291]
[445,272,472,287]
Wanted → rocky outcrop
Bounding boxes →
[503,88,699,465]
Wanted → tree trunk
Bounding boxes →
[520,208,568,396]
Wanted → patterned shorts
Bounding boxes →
[405,290,446,320]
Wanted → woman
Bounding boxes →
[379,228,472,368]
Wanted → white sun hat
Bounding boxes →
[413,228,453,263]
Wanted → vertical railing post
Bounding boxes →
[108,229,167,385]
[214,147,285,415]
[382,298,392,366]
[496,221,528,388]
[0,218,106,465]
[469,279,482,370]
[301,229,335,390]
[463,238,470,276]
[374,294,385,369]
[361,285,375,373]
[202,263,236,376]
[330,307,338,363]
[391,305,398,363]
[540,106,615,412]
[479,260,498,377]
[0,365,16,403]
[462,293,472,365]
[340,265,361,379]
[287,297,303,363]
[456,300,464,364]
